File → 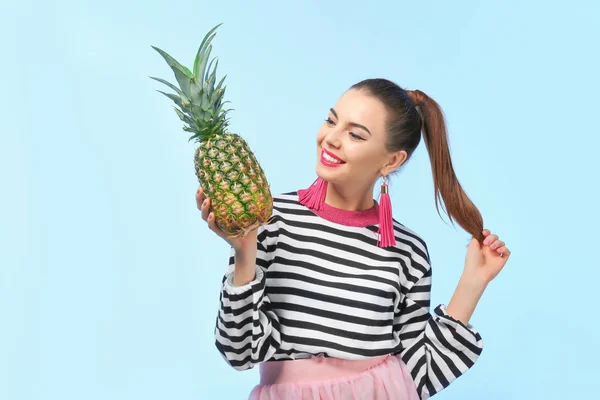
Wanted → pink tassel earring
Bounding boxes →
[298,177,328,211]
[378,175,396,248]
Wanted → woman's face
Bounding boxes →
[316,89,403,190]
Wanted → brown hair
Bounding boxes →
[350,79,484,243]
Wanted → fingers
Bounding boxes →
[197,186,213,224]
[200,196,211,221]
[196,186,231,244]
[196,187,205,210]
[482,229,502,246]
[489,240,505,250]
[206,211,219,232]
[481,229,511,258]
[483,233,498,246]
[206,209,230,241]
[495,246,511,259]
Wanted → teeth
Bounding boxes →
[323,151,342,164]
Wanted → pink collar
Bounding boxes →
[297,188,380,227]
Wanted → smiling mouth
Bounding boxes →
[320,148,346,166]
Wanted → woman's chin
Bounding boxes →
[316,164,345,184]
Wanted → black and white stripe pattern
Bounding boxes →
[215,192,483,399]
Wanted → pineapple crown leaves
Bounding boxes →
[150,23,233,143]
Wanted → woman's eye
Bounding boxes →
[324,117,364,140]
[350,132,365,141]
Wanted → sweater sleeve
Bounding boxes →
[214,224,281,370]
[394,265,484,399]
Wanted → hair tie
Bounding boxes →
[408,89,427,107]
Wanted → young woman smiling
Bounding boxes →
[197,78,510,399]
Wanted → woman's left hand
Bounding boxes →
[464,229,511,285]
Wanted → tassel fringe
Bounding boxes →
[378,181,396,247]
[298,177,328,211]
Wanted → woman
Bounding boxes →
[197,78,510,399]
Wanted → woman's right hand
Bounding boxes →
[196,186,258,253]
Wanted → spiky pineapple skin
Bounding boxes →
[194,132,273,237]
[152,24,273,236]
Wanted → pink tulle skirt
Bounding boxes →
[249,354,420,400]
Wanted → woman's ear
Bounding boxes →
[381,150,407,176]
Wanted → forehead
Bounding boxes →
[333,89,387,132]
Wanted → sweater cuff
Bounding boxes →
[434,304,482,342]
[223,265,265,295]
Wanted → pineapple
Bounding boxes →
[151,24,273,237]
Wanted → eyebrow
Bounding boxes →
[330,108,372,136]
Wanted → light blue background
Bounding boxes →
[1,0,598,399]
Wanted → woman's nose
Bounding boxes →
[325,129,342,149]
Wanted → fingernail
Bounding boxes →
[202,200,207,207]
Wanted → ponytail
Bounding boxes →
[349,79,485,243]
[408,90,484,243]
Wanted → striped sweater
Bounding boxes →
[214,191,483,399]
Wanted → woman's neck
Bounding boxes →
[296,180,380,227]
[325,182,375,211]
